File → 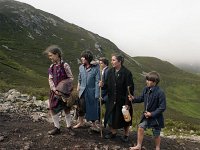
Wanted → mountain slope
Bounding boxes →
[133,57,200,124]
[0,0,199,125]
[0,0,122,91]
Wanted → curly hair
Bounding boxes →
[81,50,93,63]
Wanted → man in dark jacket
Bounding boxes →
[128,71,166,150]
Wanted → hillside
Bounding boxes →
[0,0,121,93]
[0,0,200,129]
[133,57,200,125]
[174,62,200,74]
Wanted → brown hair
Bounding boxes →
[146,71,160,84]
[81,50,93,63]
[99,57,109,66]
[111,53,124,65]
[43,45,63,59]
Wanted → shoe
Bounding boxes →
[48,127,60,135]
[121,135,129,142]
[67,127,76,136]
[104,133,116,139]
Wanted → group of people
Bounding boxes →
[43,45,166,150]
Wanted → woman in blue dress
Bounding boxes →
[73,50,100,129]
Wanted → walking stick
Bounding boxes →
[127,86,138,129]
[99,65,103,138]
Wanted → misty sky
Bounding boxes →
[17,0,200,64]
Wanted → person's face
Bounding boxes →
[99,60,106,69]
[81,57,89,65]
[111,56,121,69]
[146,79,156,87]
[48,52,60,63]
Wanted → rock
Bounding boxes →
[0,136,4,142]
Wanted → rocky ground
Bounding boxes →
[0,89,200,150]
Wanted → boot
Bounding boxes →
[48,127,60,135]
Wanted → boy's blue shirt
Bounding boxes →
[133,85,166,128]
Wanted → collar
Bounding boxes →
[102,66,108,72]
[144,86,158,94]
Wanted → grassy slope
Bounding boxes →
[0,1,199,127]
[0,0,119,93]
[133,57,200,124]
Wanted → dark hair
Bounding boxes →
[43,45,63,58]
[99,57,109,66]
[81,50,93,63]
[146,71,160,84]
[111,53,124,65]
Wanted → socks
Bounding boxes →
[65,113,71,128]
[52,114,60,129]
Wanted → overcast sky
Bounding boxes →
[17,0,200,64]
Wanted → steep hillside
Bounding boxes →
[0,0,199,127]
[133,57,200,124]
[0,0,122,92]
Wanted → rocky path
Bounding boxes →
[0,89,200,150]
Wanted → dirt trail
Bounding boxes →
[0,112,199,150]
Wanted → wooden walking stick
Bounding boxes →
[99,65,103,138]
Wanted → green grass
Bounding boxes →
[166,85,200,119]
[163,119,200,136]
[0,0,200,130]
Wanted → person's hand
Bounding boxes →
[54,90,62,96]
[128,94,134,101]
[144,111,152,118]
[99,81,104,87]
[54,90,59,95]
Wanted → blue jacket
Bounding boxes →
[78,64,100,121]
[133,86,166,128]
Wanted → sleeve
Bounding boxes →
[95,65,100,99]
[77,67,81,91]
[151,90,166,118]
[77,65,81,85]
[64,62,74,81]
[125,71,134,105]
[103,68,110,89]
[48,65,56,91]
[127,71,134,95]
[133,88,145,103]
[102,68,109,90]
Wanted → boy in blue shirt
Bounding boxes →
[128,71,166,150]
